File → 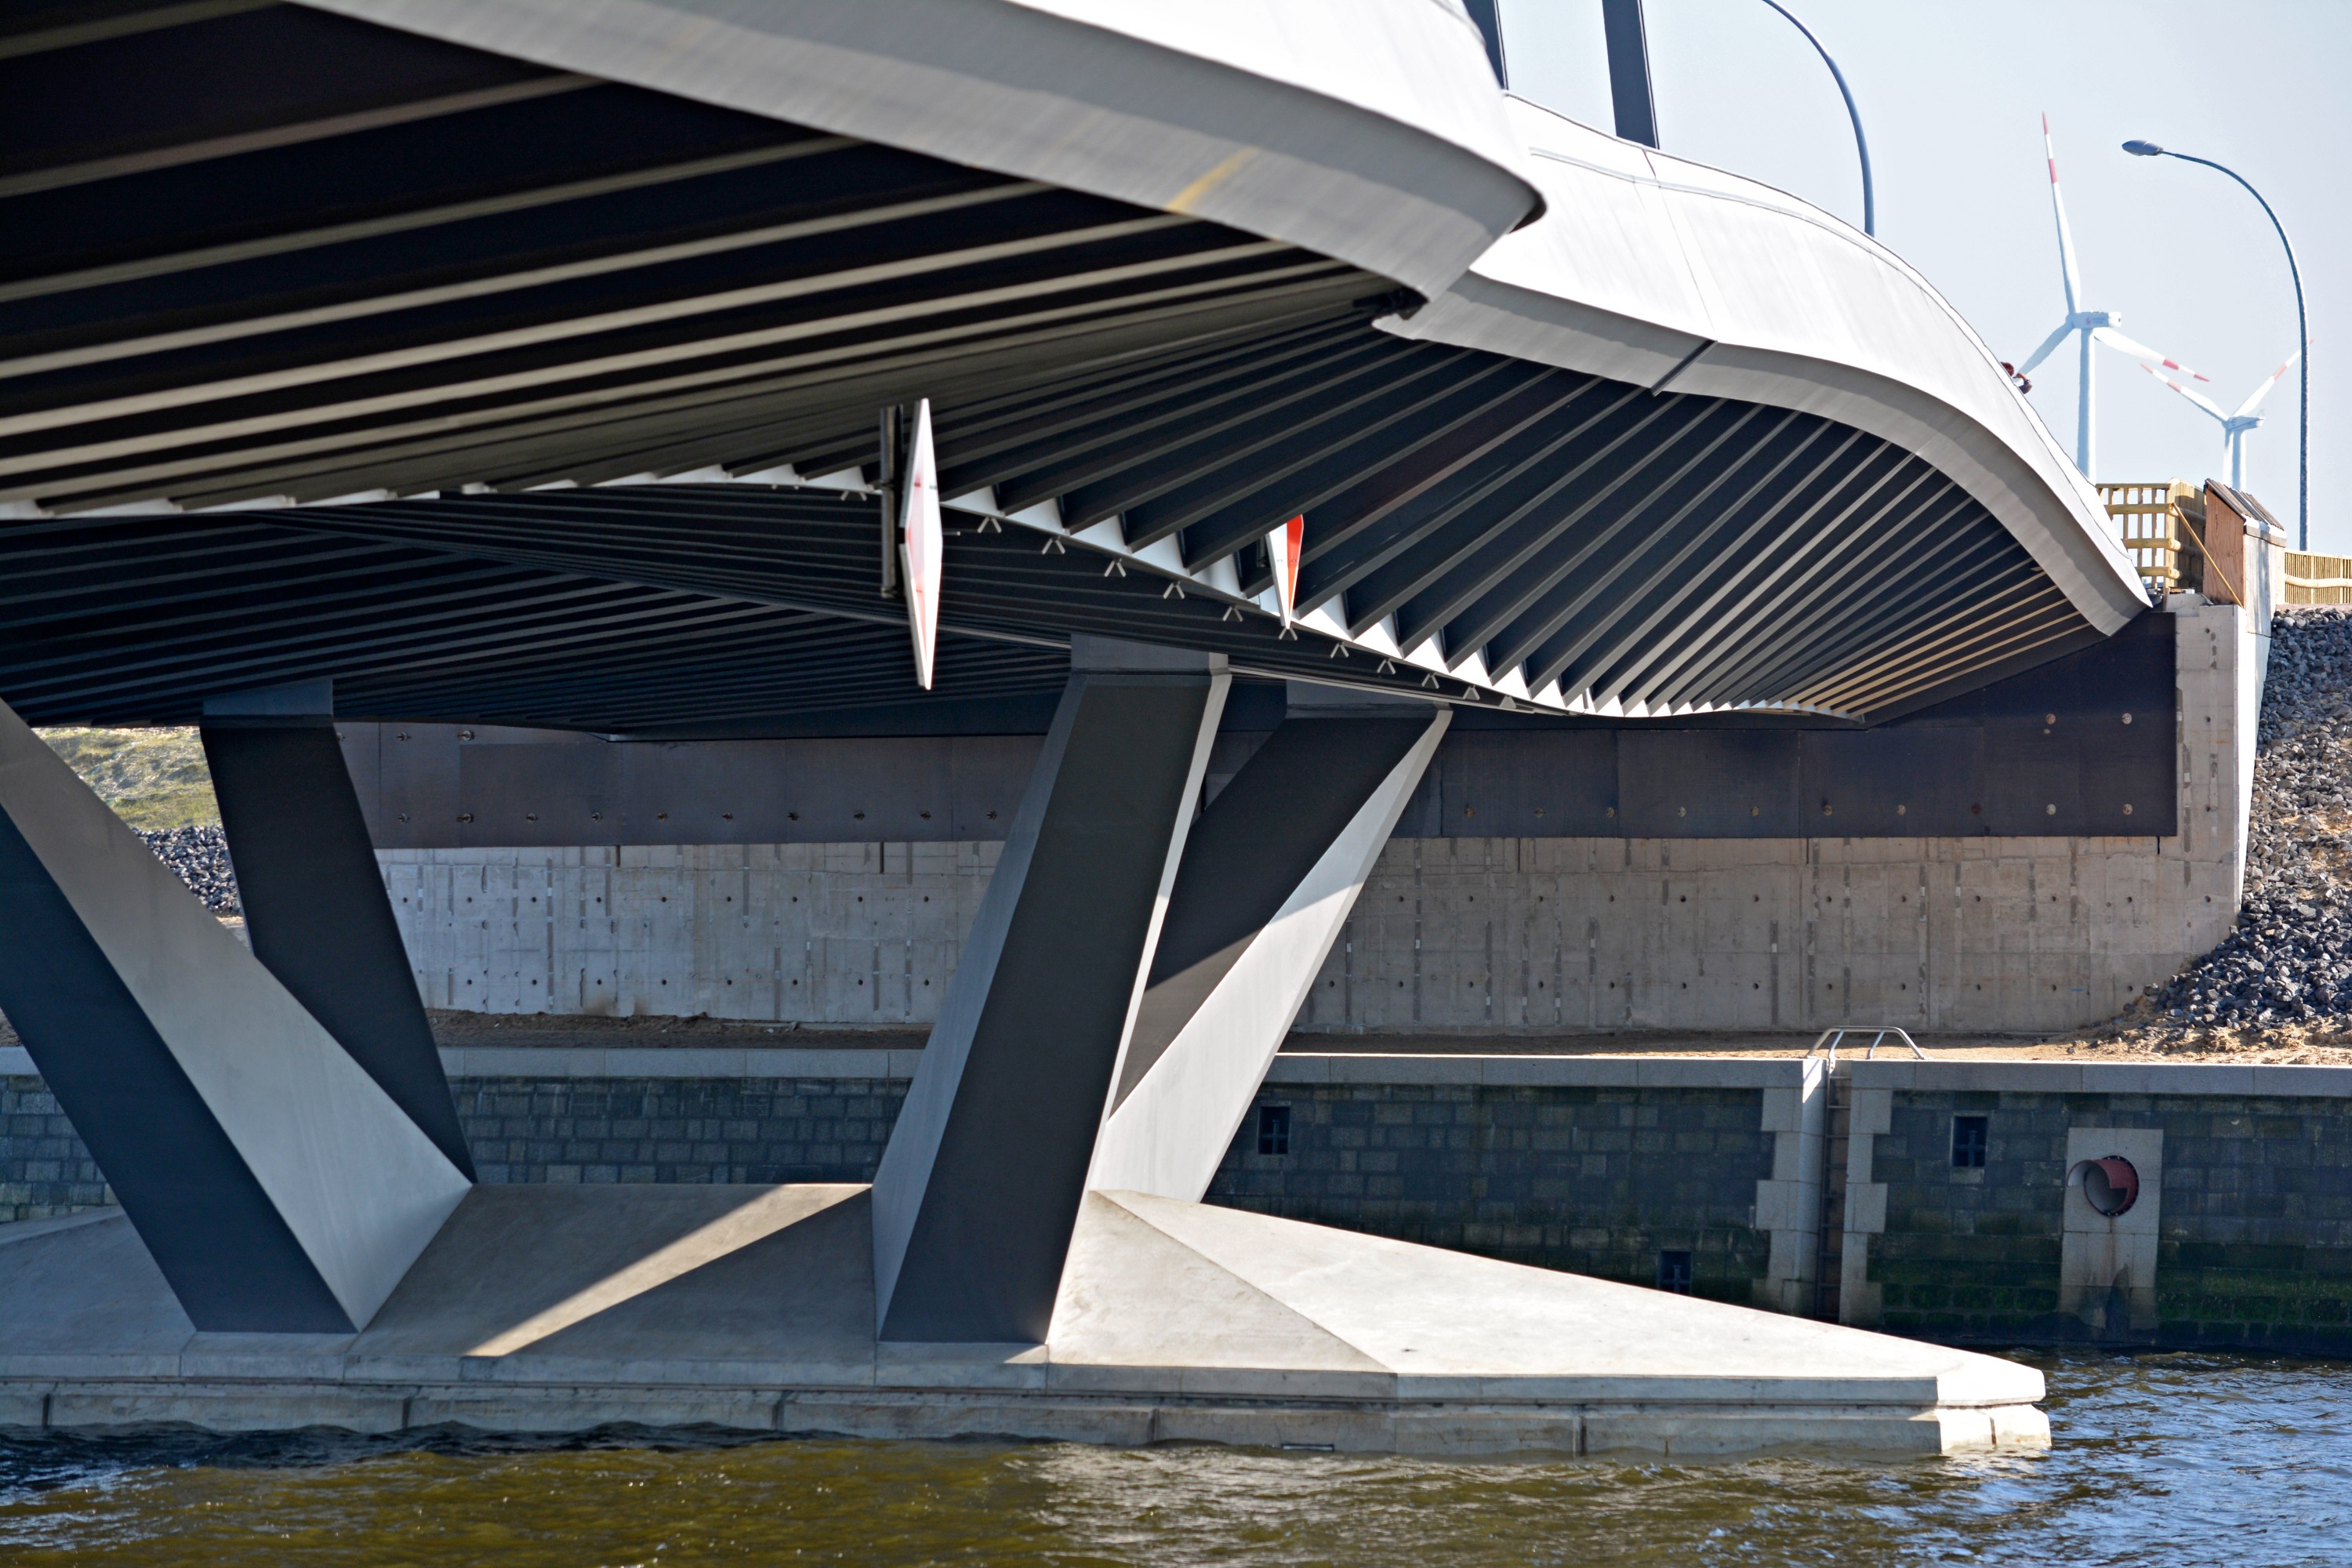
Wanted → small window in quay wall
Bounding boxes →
[1951,1115,1989,1169]
[1657,1250,1693,1294]
[1257,1104,1291,1157]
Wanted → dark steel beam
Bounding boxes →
[1440,400,1760,670]
[1381,393,1713,655]
[1055,343,1475,532]
[1160,359,1555,564]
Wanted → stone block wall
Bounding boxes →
[456,1076,907,1186]
[9,1052,2347,1357]
[1868,1085,2352,1355]
[1205,1082,1775,1301]
[0,1078,111,1220]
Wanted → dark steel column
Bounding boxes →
[1602,0,1661,147]
[872,640,1226,1342]
[203,720,475,1177]
[0,811,355,1331]
[0,694,470,1331]
[1463,0,1508,84]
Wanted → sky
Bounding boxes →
[1496,0,2351,551]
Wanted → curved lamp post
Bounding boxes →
[1757,0,1874,236]
[2124,138,2309,549]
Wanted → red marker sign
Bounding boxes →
[1268,514,1302,629]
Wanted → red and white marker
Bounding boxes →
[900,397,942,690]
[1268,514,1303,629]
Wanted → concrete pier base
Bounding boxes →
[0,1186,2044,1457]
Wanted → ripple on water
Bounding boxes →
[0,1353,2346,1567]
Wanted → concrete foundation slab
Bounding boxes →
[0,1188,2045,1457]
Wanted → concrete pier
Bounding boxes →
[0,1185,2043,1457]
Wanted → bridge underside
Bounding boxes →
[2,5,2110,731]
[0,0,2108,1440]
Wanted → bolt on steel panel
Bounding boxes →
[1617,729,1803,838]
[1797,728,1985,835]
[1435,731,1617,837]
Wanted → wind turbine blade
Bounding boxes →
[2016,321,2074,378]
[2092,326,2211,383]
[2232,350,2302,419]
[2043,113,2082,313]
[2139,361,2227,422]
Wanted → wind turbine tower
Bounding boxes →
[2143,350,2303,492]
[2015,115,2205,480]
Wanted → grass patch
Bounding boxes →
[35,727,219,829]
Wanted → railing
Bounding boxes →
[2284,552,2352,606]
[1804,1025,1929,1063]
[2097,480,2198,597]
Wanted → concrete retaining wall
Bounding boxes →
[373,601,2259,1036]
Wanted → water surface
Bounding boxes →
[0,1352,2344,1566]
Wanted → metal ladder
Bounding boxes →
[1802,1026,1926,1320]
[1813,1071,1849,1322]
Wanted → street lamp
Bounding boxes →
[1756,0,1874,237]
[2123,138,2310,549]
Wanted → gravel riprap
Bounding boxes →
[2147,607,2352,1027]
[140,823,239,916]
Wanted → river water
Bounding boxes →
[0,1352,2343,1566]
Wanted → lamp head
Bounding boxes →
[2122,140,2165,158]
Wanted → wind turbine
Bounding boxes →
[2142,350,2302,492]
[2014,114,2208,479]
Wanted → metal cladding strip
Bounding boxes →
[0,5,1390,512]
[1588,490,2038,715]
[3,453,2067,732]
[1088,706,1449,1204]
[0,496,1437,728]
[193,488,1498,706]
[890,325,2080,720]
[1542,424,1878,702]
[293,0,1539,299]
[1621,471,1969,704]
[1381,96,2149,636]
[1592,444,1927,708]
[871,643,1229,1343]
[201,720,477,1177]
[0,698,470,1327]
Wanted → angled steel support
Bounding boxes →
[0,698,470,1332]
[1090,693,1449,1202]
[871,637,1229,1342]
[201,706,474,1178]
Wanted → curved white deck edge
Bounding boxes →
[294,0,1539,299]
[1381,97,2147,636]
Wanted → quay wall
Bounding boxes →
[5,1050,2348,1356]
